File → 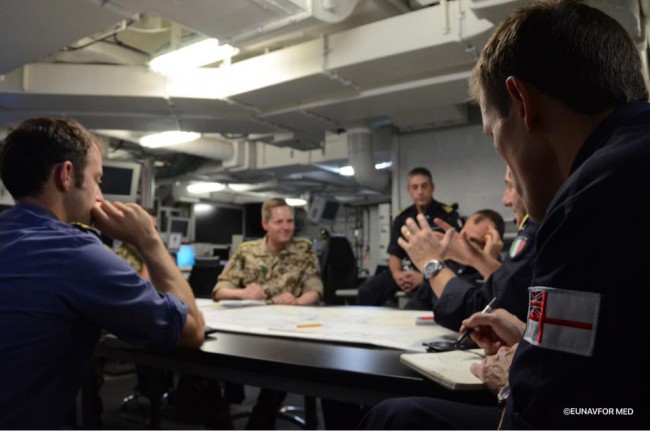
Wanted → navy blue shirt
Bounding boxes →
[434,218,537,330]
[388,199,462,261]
[505,102,650,429]
[0,204,188,429]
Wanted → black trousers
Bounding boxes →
[357,397,498,430]
[356,271,399,306]
[246,388,287,430]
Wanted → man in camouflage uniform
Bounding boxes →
[213,198,322,305]
[114,208,157,279]
[212,198,322,428]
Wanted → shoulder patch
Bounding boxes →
[525,287,600,357]
[442,204,454,214]
[70,222,101,239]
[509,235,529,258]
[293,236,312,246]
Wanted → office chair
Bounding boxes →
[320,234,358,305]
[188,257,224,298]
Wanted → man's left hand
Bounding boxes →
[469,344,517,395]
[272,292,298,305]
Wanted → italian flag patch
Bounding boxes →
[509,236,528,258]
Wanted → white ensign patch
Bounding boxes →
[525,286,600,357]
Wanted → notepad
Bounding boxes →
[400,349,486,390]
[218,299,267,307]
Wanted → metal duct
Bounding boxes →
[347,127,390,193]
[161,137,236,161]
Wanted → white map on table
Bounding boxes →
[196,299,457,352]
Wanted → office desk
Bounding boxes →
[95,331,492,407]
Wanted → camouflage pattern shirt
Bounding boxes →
[115,243,144,274]
[213,236,323,299]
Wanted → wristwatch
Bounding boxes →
[422,259,445,279]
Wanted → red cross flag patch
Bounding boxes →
[525,286,601,357]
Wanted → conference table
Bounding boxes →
[91,305,494,428]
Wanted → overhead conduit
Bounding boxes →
[347,127,390,193]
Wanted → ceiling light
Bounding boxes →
[228,183,253,192]
[139,131,200,148]
[149,38,239,76]
[187,182,225,194]
[375,161,393,170]
[338,166,355,176]
[286,198,307,206]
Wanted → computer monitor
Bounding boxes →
[308,196,340,225]
[176,244,196,267]
[101,160,142,203]
[167,216,191,242]
[212,246,230,262]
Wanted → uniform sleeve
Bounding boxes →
[64,238,187,352]
[433,277,491,331]
[213,246,245,293]
[301,246,323,295]
[387,214,407,259]
[442,207,463,231]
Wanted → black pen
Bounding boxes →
[455,297,497,348]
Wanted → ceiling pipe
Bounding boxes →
[347,127,390,193]
[168,137,236,161]
[228,0,361,45]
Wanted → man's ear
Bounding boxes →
[54,161,75,192]
[505,76,538,132]
[261,219,269,232]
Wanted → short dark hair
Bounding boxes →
[470,0,648,118]
[0,118,103,199]
[407,167,433,183]
[473,209,506,240]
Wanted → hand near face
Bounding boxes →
[470,344,517,395]
[397,214,455,270]
[91,201,157,249]
[241,283,267,300]
[482,227,504,259]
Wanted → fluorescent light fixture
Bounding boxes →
[339,166,355,176]
[286,198,307,207]
[139,131,200,148]
[149,38,239,76]
[228,183,253,192]
[338,162,392,176]
[375,161,393,170]
[187,182,225,194]
[193,203,213,213]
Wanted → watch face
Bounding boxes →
[424,260,444,278]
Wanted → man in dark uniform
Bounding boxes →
[0,118,205,429]
[404,208,505,311]
[358,1,649,429]
[419,167,537,328]
[357,167,462,306]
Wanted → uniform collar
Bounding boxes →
[517,214,530,231]
[571,101,650,174]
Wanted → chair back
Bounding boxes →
[319,235,357,305]
[188,257,224,298]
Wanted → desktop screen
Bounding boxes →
[176,244,196,267]
[194,204,243,244]
[101,161,141,203]
[170,218,190,235]
[101,166,133,194]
